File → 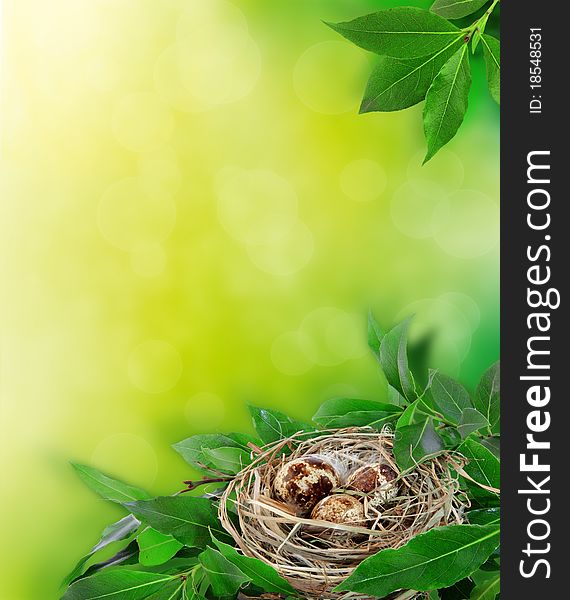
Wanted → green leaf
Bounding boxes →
[71,463,151,504]
[458,408,489,439]
[125,496,229,548]
[138,527,183,567]
[367,310,384,358]
[439,426,462,449]
[134,557,199,576]
[62,515,141,585]
[379,317,415,400]
[211,535,297,596]
[198,547,250,597]
[426,372,472,426]
[82,541,141,580]
[328,7,461,59]
[248,405,314,443]
[396,397,434,428]
[313,398,402,428]
[479,436,500,458]
[407,332,434,392]
[181,586,205,600]
[470,570,500,600]
[471,11,490,52]
[202,447,251,475]
[393,418,444,471]
[336,523,499,596]
[226,432,261,448]
[387,384,408,407]
[466,508,500,526]
[481,35,500,104]
[361,38,463,113]
[192,565,211,599]
[458,437,500,498]
[145,580,187,599]
[172,434,244,473]
[423,43,471,162]
[62,569,176,600]
[431,0,489,20]
[473,361,500,436]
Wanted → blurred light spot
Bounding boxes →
[98,177,176,251]
[433,190,499,258]
[246,220,314,276]
[154,1,259,112]
[430,339,462,378]
[321,383,361,401]
[391,179,447,239]
[176,0,249,46]
[154,45,204,113]
[398,297,472,366]
[83,56,121,92]
[216,168,298,245]
[300,308,366,366]
[112,93,174,152]
[130,243,167,278]
[91,433,158,487]
[138,147,182,194]
[326,311,367,360]
[293,41,368,115]
[439,292,481,332]
[271,331,315,375]
[399,298,472,344]
[128,340,183,394]
[177,38,260,107]
[407,149,464,192]
[340,159,387,202]
[185,392,226,430]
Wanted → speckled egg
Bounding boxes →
[273,456,340,515]
[311,494,365,526]
[347,463,399,502]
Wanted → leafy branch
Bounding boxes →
[61,311,500,600]
[328,0,500,161]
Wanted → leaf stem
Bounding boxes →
[415,399,456,428]
[464,0,500,42]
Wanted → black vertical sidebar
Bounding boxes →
[501,1,565,598]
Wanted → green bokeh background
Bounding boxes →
[0,1,499,598]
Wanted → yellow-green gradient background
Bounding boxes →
[0,1,499,598]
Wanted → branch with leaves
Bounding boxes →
[61,313,500,600]
[328,0,500,162]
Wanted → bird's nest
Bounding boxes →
[219,427,468,600]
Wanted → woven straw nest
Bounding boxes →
[219,427,468,600]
